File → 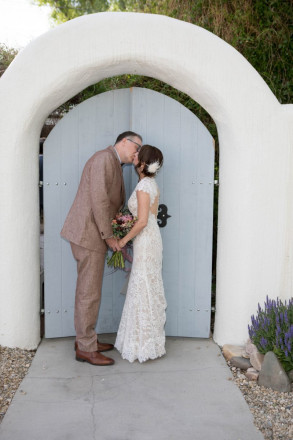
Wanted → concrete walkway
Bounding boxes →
[0,336,264,440]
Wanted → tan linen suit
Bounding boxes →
[61,146,125,352]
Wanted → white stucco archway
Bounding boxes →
[0,12,292,349]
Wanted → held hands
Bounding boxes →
[105,237,121,252]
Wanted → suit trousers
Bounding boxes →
[70,242,106,352]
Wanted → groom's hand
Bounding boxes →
[105,237,121,252]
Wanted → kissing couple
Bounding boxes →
[61,131,167,365]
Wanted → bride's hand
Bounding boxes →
[119,239,126,248]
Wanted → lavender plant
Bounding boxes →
[248,296,293,372]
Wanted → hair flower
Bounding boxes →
[147,161,160,174]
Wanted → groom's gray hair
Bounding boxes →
[115,131,142,144]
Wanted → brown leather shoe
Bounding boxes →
[76,348,114,366]
[74,339,114,352]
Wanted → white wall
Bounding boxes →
[0,12,292,349]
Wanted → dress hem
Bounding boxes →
[114,346,166,364]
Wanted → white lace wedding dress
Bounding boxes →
[115,177,167,363]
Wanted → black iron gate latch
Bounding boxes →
[157,204,171,228]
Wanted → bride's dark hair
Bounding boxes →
[137,145,163,177]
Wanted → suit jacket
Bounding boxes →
[61,146,125,253]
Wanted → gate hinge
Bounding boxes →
[39,181,43,188]
[214,180,219,186]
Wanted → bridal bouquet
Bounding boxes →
[107,208,137,269]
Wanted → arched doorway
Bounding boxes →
[0,12,291,349]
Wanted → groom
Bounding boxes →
[61,131,142,365]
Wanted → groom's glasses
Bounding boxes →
[127,138,142,151]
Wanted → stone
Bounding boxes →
[258,351,291,393]
[245,339,258,357]
[245,367,259,381]
[241,350,250,359]
[230,356,252,370]
[237,372,246,380]
[222,344,245,361]
[250,351,265,371]
[288,369,293,383]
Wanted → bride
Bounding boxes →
[115,145,167,363]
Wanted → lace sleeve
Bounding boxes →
[136,178,157,205]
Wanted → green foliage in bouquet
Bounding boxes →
[248,296,293,372]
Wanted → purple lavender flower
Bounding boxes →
[249,296,293,370]
[276,337,280,348]
[276,325,281,339]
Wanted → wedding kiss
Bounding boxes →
[61,131,166,365]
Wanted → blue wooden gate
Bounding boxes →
[43,88,214,338]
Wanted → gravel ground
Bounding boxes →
[0,345,36,423]
[227,360,293,440]
[0,345,292,439]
